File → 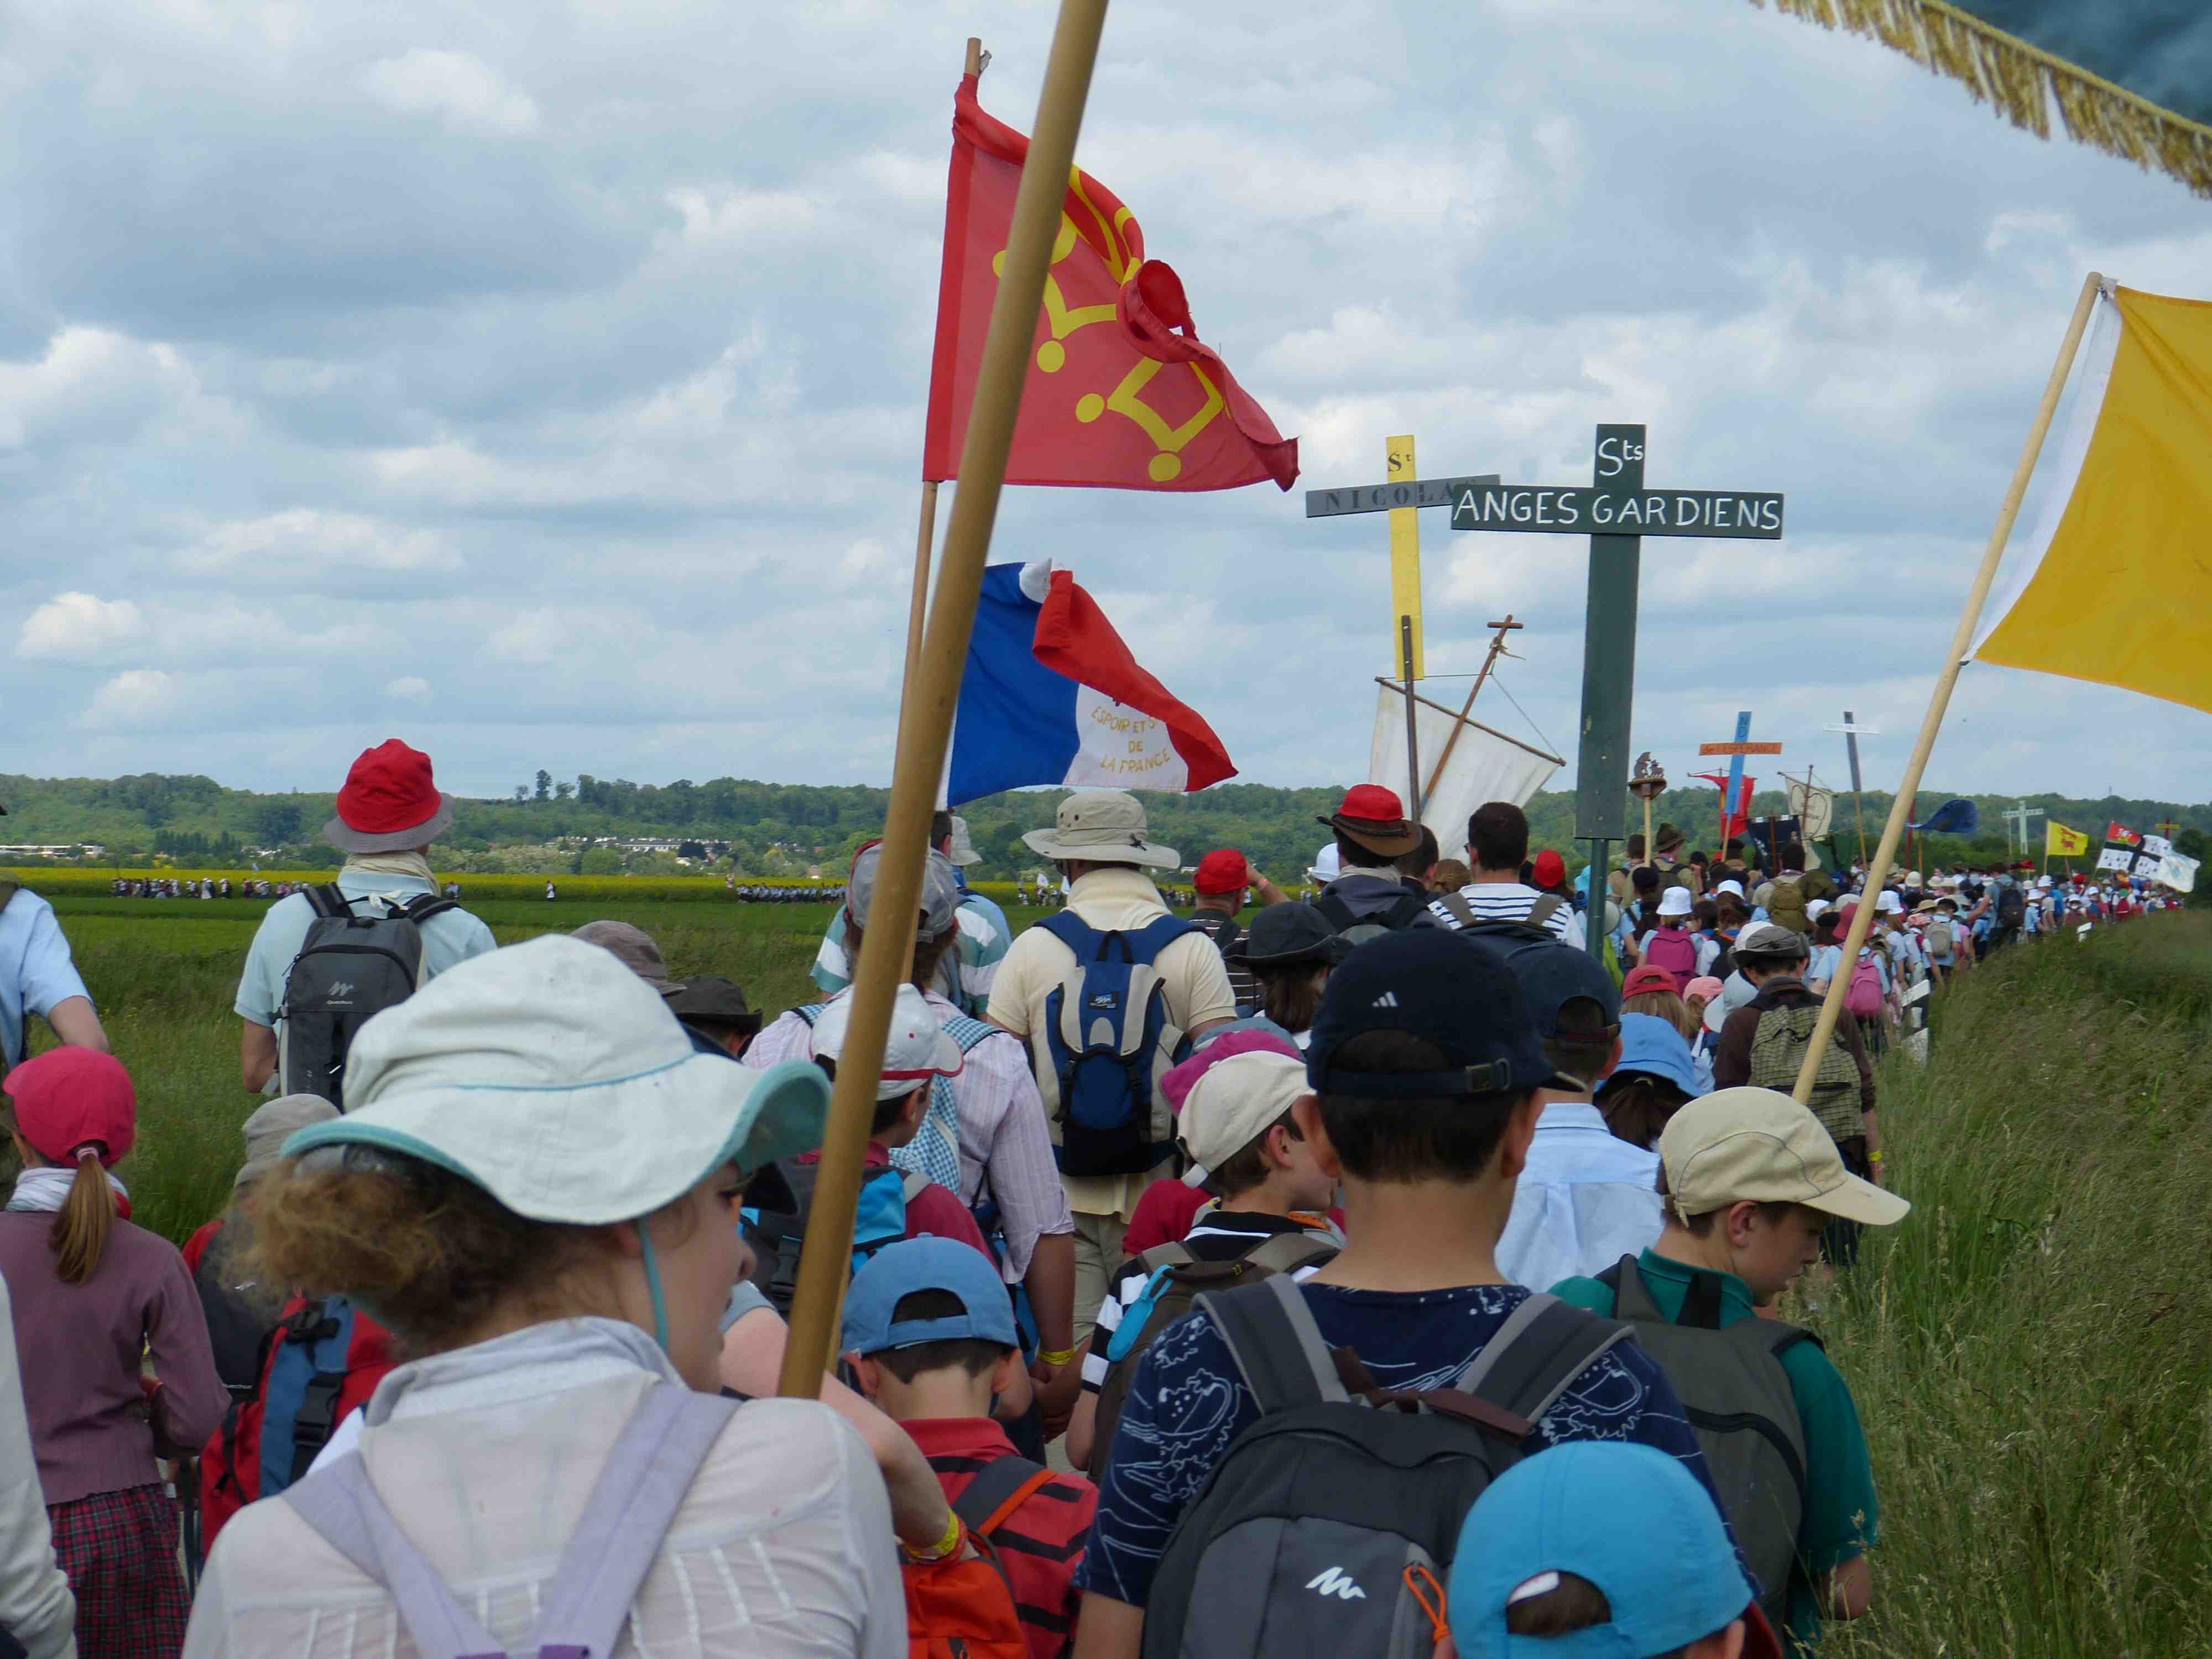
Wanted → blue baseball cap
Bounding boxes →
[841,1236,1018,1357]
[1491,938,1621,1039]
[1599,1013,1698,1099]
[1448,1442,1780,1659]
[1305,930,1575,1099]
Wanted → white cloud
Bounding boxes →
[81,669,177,728]
[18,593,147,662]
[180,509,458,576]
[361,49,539,136]
[385,675,431,700]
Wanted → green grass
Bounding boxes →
[1818,916,2212,1656]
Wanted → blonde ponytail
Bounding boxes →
[52,1149,113,1285]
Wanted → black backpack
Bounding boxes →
[1597,1256,1816,1632]
[1141,1278,1628,1659]
[192,1233,278,1401]
[1996,885,2026,928]
[277,885,457,1107]
[1428,891,1570,949]
[740,1156,929,1317]
[1313,889,1431,949]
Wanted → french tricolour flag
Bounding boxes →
[945,562,1236,806]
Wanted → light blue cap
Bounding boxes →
[842,1235,1018,1357]
[1602,1012,1699,1099]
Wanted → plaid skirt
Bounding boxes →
[48,1484,189,1659]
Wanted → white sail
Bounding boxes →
[1371,679,1562,849]
[1785,773,1834,840]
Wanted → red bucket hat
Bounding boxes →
[324,739,456,853]
[5,1048,136,1167]
[1531,848,1568,890]
[1193,849,1250,895]
[1316,783,1420,859]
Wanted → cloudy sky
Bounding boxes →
[7,0,2208,805]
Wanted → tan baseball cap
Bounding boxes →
[1177,1050,1310,1183]
[1658,1088,1909,1228]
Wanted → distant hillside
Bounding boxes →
[3,771,2204,879]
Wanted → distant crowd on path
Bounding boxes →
[2,741,2192,1659]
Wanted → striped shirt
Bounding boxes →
[1081,1211,1340,1393]
[906,1419,1095,1659]
[1427,881,1584,947]
[1186,910,1258,1012]
[811,895,1008,1018]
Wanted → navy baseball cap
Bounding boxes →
[1490,938,1621,1037]
[841,1236,1018,1357]
[1448,1441,1781,1659]
[1305,930,1575,1099]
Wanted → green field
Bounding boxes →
[15,894,2212,1652]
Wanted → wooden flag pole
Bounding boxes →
[778,0,1113,1398]
[1791,271,2102,1107]
[1422,616,1521,804]
[895,37,987,737]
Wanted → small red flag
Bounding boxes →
[922,74,1297,493]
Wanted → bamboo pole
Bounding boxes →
[1792,272,2103,1107]
[778,0,1113,1397]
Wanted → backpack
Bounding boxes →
[1428,891,1568,946]
[1766,875,1809,935]
[792,1002,999,1204]
[1996,885,2026,928]
[1924,917,1954,957]
[1141,1279,1628,1659]
[1745,1001,1861,1146]
[743,1158,931,1317]
[278,884,457,1107]
[1087,1231,1340,1483]
[1037,913,1198,1177]
[190,1229,276,1401]
[1316,889,1433,949]
[1843,952,1885,1019]
[285,1383,735,1659]
[902,1454,1056,1659]
[1639,925,1698,987]
[199,1293,397,1553]
[1595,1256,1813,1634]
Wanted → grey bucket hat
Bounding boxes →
[1021,790,1180,870]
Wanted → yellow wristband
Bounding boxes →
[1037,1347,1078,1368]
[1869,1150,1885,1164]
[904,1511,964,1563]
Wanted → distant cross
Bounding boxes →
[1448,426,1784,952]
[2004,800,2046,855]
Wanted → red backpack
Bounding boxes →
[1640,926,1699,988]
[199,1293,396,1551]
[1844,952,1885,1019]
[902,1455,1055,1659]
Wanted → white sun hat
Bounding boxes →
[1021,789,1180,870]
[284,933,829,1225]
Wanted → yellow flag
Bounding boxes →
[2046,821,2090,857]
[1973,286,2212,714]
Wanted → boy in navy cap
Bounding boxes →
[1444,1442,1782,1659]
[846,1238,1098,1659]
[1072,931,1739,1659]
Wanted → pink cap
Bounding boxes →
[1683,977,1724,1003]
[4,1048,136,1167]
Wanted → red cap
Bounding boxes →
[1531,849,1567,889]
[5,1048,135,1167]
[326,740,455,853]
[1337,784,1405,823]
[1621,963,1682,998]
[1193,849,1250,895]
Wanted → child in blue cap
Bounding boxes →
[1444,1442,1782,1659]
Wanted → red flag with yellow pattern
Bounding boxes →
[922,74,1298,493]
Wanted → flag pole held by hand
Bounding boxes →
[777,0,1114,1399]
[1790,272,2103,1109]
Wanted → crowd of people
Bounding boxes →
[0,745,2188,1659]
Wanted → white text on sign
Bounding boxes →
[1451,485,1784,539]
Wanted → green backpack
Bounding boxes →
[1746,1003,1860,1144]
[1766,875,1809,935]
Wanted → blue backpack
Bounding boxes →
[743,1158,929,1317]
[1038,912,1198,1177]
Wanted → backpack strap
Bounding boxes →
[1135,1242,1198,1272]
[950,1454,1055,1538]
[302,884,356,920]
[1039,910,1108,959]
[284,1383,735,1659]
[1382,890,1431,931]
[390,891,459,926]
[1525,894,1567,932]
[1457,1293,1631,1426]
[1430,890,1478,930]
[1312,893,1359,935]
[1197,1273,1350,1415]
[1239,1232,1338,1277]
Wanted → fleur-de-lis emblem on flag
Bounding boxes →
[924,73,1297,493]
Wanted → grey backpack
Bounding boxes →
[283,1383,733,1659]
[1597,1255,1813,1631]
[1141,1278,1629,1659]
[278,884,456,1108]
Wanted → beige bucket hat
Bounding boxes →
[1021,789,1180,870]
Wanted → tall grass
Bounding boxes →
[1820,917,2212,1656]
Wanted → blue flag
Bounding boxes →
[1908,798,1979,836]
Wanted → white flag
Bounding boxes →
[2096,846,2134,872]
[2156,851,2199,892]
[1371,680,1562,851]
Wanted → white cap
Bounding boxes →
[1715,880,1746,900]
[284,935,831,1225]
[1805,898,1832,921]
[1308,843,1342,884]
[1657,886,1694,917]
[1876,890,1903,914]
[808,985,964,1100]
[1178,1051,1310,1182]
